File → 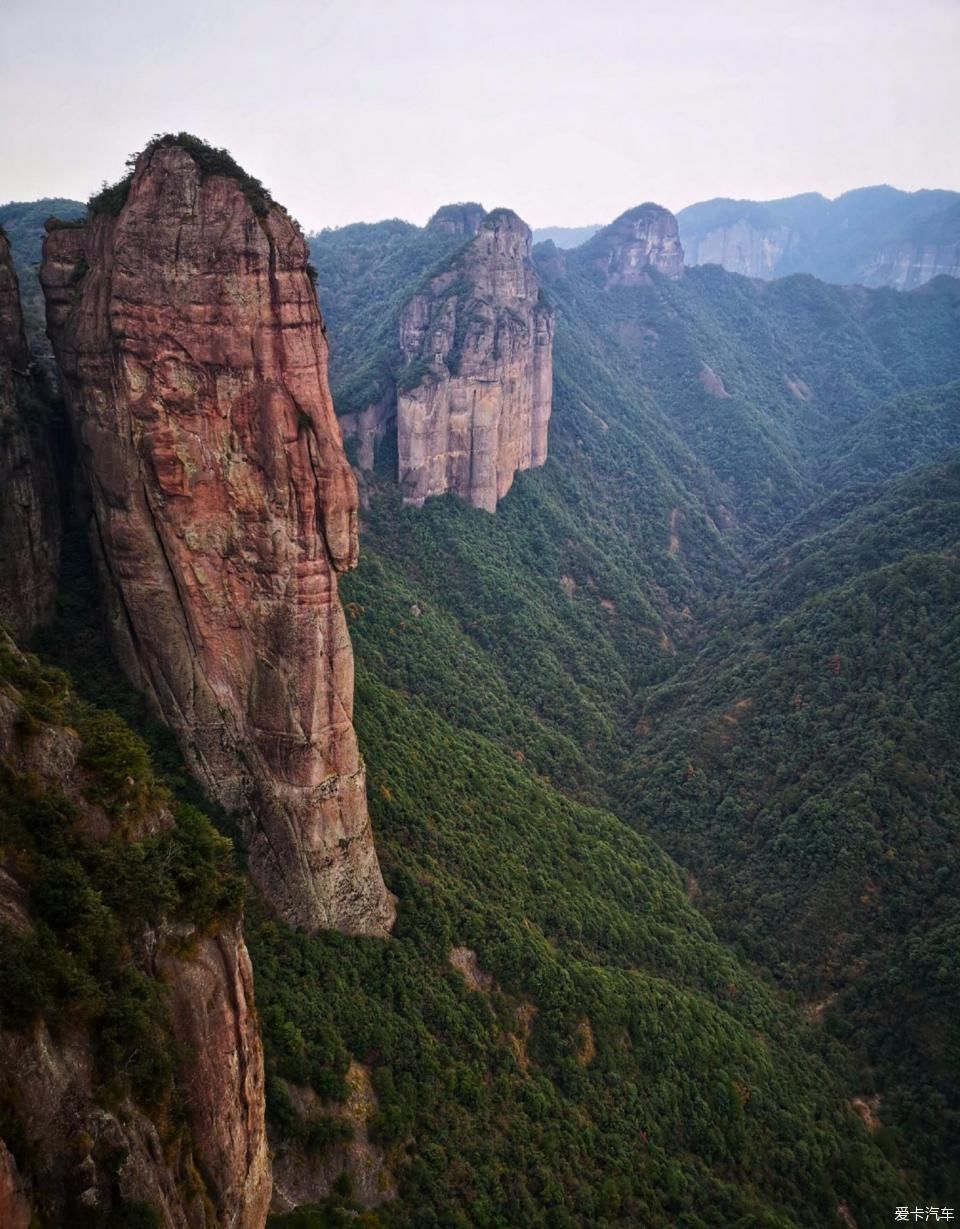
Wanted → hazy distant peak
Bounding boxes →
[677,185,960,288]
[583,202,684,284]
[606,201,676,228]
[426,202,486,237]
[531,223,602,250]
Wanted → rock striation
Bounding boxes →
[682,217,792,280]
[425,201,486,238]
[589,204,685,286]
[396,208,554,511]
[0,231,61,637]
[41,139,394,935]
[856,240,960,290]
[677,187,960,288]
[0,635,271,1228]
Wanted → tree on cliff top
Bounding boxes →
[87,132,274,218]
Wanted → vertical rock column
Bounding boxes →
[0,232,61,637]
[396,209,554,512]
[41,142,394,935]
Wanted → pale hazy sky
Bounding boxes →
[2,0,958,231]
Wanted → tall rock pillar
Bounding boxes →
[42,139,394,935]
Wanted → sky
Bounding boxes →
[2,0,959,232]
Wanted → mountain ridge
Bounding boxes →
[2,149,959,1226]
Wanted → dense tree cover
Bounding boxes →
[620,458,960,1197]
[828,380,960,487]
[249,662,907,1229]
[307,220,469,418]
[0,635,243,1228]
[15,195,958,1222]
[537,244,960,536]
[302,224,960,1216]
[32,522,911,1227]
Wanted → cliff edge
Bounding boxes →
[588,203,685,286]
[0,230,61,637]
[0,634,270,1227]
[40,137,394,935]
[396,208,554,511]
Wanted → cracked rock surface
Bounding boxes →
[41,143,395,935]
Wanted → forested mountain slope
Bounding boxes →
[4,171,957,1226]
[308,212,477,421]
[29,513,910,1229]
[535,237,960,535]
[308,204,960,1214]
[677,186,960,289]
[0,634,267,1227]
[621,456,960,1196]
[253,656,910,1229]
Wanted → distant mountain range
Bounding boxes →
[533,185,960,289]
[3,139,960,1224]
[529,223,603,250]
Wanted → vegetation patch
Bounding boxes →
[88,132,275,218]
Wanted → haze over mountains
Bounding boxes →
[1,135,958,1228]
[533,185,960,289]
[5,181,959,351]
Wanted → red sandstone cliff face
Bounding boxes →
[396,209,554,512]
[0,933,270,1229]
[40,142,394,935]
[0,232,61,636]
[0,638,271,1228]
[161,929,269,1225]
[590,204,685,285]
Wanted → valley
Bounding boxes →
[0,133,957,1229]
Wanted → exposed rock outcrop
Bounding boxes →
[160,931,269,1225]
[677,187,960,288]
[856,241,960,290]
[590,204,685,286]
[0,1142,31,1229]
[680,217,960,287]
[396,209,554,511]
[40,139,394,935]
[0,940,269,1229]
[426,202,486,238]
[683,217,792,279]
[0,637,270,1228]
[0,233,30,377]
[0,231,61,637]
[338,389,395,473]
[270,1062,396,1213]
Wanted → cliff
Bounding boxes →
[0,199,86,363]
[269,1061,396,1213]
[0,231,61,637]
[426,201,486,237]
[855,240,960,290]
[396,208,555,511]
[40,137,394,935]
[0,634,270,1228]
[681,216,794,279]
[587,204,685,285]
[678,187,960,288]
